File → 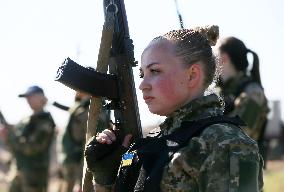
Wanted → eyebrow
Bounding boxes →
[139,62,160,71]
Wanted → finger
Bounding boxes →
[96,135,107,144]
[102,129,116,142]
[96,132,111,144]
[122,134,133,148]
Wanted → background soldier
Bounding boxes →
[216,36,270,166]
[0,85,55,192]
[58,91,89,192]
[58,91,110,192]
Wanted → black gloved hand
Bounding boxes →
[85,134,127,185]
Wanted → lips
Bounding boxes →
[143,96,154,103]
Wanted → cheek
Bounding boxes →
[155,75,186,101]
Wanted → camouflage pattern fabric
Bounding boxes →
[61,99,90,165]
[158,94,263,191]
[60,99,89,192]
[219,72,269,140]
[61,99,110,192]
[95,94,263,191]
[62,99,110,165]
[7,111,55,192]
[59,163,83,192]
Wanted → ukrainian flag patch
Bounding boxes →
[121,152,136,167]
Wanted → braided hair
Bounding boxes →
[143,25,220,89]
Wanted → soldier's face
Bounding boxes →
[139,42,191,116]
[26,94,45,112]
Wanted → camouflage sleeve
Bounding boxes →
[11,119,54,155]
[94,183,114,192]
[230,83,269,140]
[160,137,204,191]
[160,132,263,191]
[69,110,88,143]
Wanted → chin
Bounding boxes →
[148,107,166,116]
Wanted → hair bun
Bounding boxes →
[194,25,219,46]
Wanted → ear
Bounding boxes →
[187,64,201,88]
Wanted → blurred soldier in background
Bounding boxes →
[58,91,90,192]
[58,91,110,192]
[0,110,13,175]
[216,37,270,166]
[0,85,56,192]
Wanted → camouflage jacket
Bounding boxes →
[62,99,89,164]
[62,99,110,164]
[220,72,269,140]
[158,94,263,192]
[8,111,55,170]
[96,94,263,192]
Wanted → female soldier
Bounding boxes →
[86,26,263,191]
[216,37,269,166]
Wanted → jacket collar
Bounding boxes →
[160,94,223,134]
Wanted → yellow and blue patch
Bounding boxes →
[121,152,136,167]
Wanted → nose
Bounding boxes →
[139,78,151,91]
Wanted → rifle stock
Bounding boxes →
[55,0,142,191]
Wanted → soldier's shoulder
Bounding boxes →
[239,81,268,107]
[243,82,264,95]
[200,123,257,149]
[19,116,31,124]
[36,112,56,129]
[177,123,259,167]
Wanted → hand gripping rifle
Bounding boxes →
[55,0,142,191]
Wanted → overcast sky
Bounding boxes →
[0,0,283,129]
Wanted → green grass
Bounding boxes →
[264,170,284,192]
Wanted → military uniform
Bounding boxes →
[60,99,110,192]
[220,72,269,167]
[60,98,89,192]
[7,111,55,192]
[90,94,263,192]
[220,72,269,140]
[158,94,263,191]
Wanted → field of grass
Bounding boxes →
[264,160,284,192]
[264,171,284,191]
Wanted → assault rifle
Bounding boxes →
[55,0,142,191]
